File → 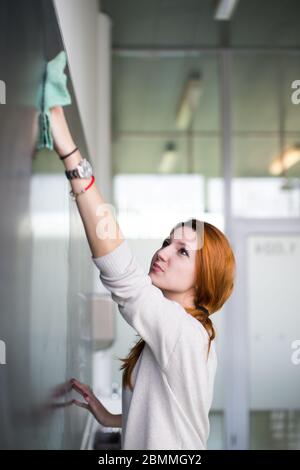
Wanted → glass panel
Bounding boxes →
[112,54,220,178]
[112,55,220,134]
[112,138,188,174]
[247,235,300,449]
[114,174,205,239]
[232,55,280,133]
[250,411,300,450]
[281,134,300,180]
[283,54,300,133]
[193,137,220,177]
[111,52,225,448]
[232,177,300,218]
[232,53,300,218]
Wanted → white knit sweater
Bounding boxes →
[92,239,217,450]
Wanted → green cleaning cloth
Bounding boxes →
[36,50,72,150]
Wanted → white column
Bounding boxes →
[93,13,113,295]
[95,13,112,203]
[54,0,99,158]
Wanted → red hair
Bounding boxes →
[119,219,236,391]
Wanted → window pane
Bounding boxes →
[231,54,300,217]
[247,235,300,449]
[283,54,300,133]
[232,55,279,132]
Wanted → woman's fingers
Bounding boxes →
[70,380,109,426]
[71,377,89,390]
[72,399,90,410]
[70,378,92,397]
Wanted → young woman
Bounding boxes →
[50,106,236,450]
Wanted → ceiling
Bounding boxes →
[101,0,300,177]
[101,0,300,48]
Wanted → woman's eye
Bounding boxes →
[162,240,188,257]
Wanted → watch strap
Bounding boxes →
[65,158,84,180]
[65,167,80,180]
[64,157,93,180]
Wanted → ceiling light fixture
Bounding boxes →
[158,142,178,173]
[175,71,202,131]
[269,144,300,176]
[214,0,239,21]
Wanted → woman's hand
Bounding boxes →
[70,378,111,427]
[49,106,76,156]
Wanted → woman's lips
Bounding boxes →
[152,262,164,272]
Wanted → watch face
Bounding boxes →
[78,158,93,178]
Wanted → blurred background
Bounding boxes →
[0,0,300,450]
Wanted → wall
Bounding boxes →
[0,0,96,449]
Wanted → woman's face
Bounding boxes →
[148,226,199,306]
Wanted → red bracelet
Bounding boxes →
[70,175,95,201]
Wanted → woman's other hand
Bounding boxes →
[70,378,111,427]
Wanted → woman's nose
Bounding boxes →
[157,248,169,261]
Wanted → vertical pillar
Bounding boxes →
[220,50,250,450]
[96,13,112,203]
[93,13,113,295]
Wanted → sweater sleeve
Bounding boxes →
[91,239,186,370]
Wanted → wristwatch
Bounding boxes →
[65,158,93,180]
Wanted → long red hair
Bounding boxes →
[119,219,236,391]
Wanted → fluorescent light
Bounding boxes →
[175,72,202,130]
[269,144,300,176]
[158,142,178,173]
[214,0,239,20]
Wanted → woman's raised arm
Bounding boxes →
[49,106,124,258]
